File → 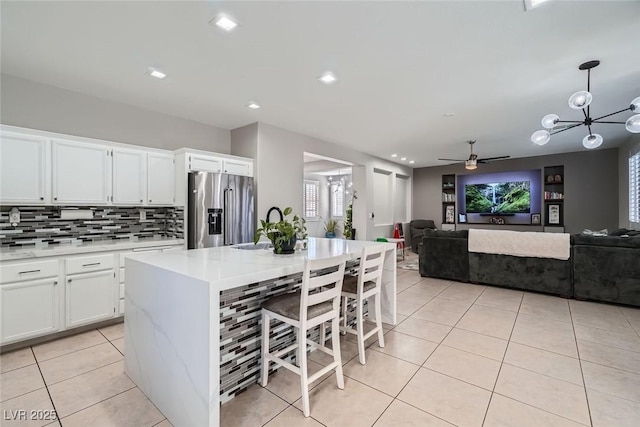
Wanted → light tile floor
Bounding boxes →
[2,253,640,427]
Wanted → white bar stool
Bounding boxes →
[340,245,386,365]
[260,254,347,418]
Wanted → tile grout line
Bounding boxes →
[569,302,595,427]
[30,346,64,427]
[480,286,524,427]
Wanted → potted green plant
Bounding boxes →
[343,190,357,240]
[324,219,340,238]
[254,207,306,254]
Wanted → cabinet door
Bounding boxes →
[1,278,59,344]
[147,153,174,205]
[66,270,115,328]
[52,139,110,205]
[189,155,222,173]
[0,132,49,204]
[223,159,253,177]
[112,148,146,205]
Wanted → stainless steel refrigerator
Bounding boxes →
[187,171,255,249]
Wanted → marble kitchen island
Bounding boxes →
[124,238,397,427]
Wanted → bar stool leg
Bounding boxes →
[374,294,385,348]
[299,327,310,417]
[331,315,345,390]
[356,298,366,365]
[341,296,348,335]
[260,312,270,387]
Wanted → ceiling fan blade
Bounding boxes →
[477,155,511,163]
[438,158,465,162]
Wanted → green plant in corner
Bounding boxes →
[343,190,357,240]
[254,207,306,254]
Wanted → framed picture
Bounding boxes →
[531,213,541,224]
[458,213,467,223]
[445,205,455,223]
[548,204,561,225]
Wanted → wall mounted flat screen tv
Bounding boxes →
[465,181,531,214]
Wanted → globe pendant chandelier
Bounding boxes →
[531,60,640,149]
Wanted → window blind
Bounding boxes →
[331,183,345,217]
[303,180,319,219]
[630,149,640,227]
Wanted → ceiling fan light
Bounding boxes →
[541,114,559,129]
[465,159,477,170]
[568,91,592,110]
[531,130,550,145]
[582,133,603,149]
[626,114,640,133]
[630,97,640,112]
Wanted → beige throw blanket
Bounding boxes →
[468,229,570,260]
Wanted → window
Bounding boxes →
[303,180,319,219]
[331,182,345,217]
[630,148,640,227]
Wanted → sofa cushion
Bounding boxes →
[571,234,640,249]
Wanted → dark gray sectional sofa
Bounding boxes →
[419,229,640,306]
[572,234,640,306]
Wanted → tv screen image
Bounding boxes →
[465,181,531,214]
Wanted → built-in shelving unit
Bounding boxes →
[543,165,564,228]
[442,174,456,229]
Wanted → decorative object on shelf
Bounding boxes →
[254,207,306,254]
[343,190,357,240]
[531,213,541,224]
[548,204,561,225]
[531,60,640,149]
[458,213,467,223]
[554,174,562,183]
[547,175,555,183]
[445,205,455,223]
[324,218,340,238]
[438,140,510,170]
[490,216,506,225]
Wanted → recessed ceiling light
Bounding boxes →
[524,0,550,11]
[409,160,415,164]
[391,154,398,158]
[400,157,407,161]
[318,71,337,85]
[247,102,260,109]
[444,113,455,118]
[149,69,166,79]
[213,15,238,32]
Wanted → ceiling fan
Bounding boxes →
[438,140,510,170]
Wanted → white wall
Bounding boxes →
[1,74,230,152]
[232,122,413,241]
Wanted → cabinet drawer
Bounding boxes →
[66,254,114,274]
[119,283,125,299]
[119,267,125,284]
[1,260,59,283]
[119,299,125,314]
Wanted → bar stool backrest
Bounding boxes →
[358,245,386,293]
[300,255,347,324]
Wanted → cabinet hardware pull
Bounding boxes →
[53,281,58,285]
[82,262,100,267]
[149,200,152,202]
[40,197,44,200]
[68,279,72,283]
[19,269,41,274]
[54,197,58,201]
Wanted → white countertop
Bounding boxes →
[0,238,185,261]
[127,238,396,291]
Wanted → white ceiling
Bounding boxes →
[2,1,639,167]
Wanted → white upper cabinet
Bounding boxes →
[52,139,111,205]
[148,152,175,205]
[189,154,222,173]
[0,132,49,204]
[112,148,146,205]
[223,159,253,177]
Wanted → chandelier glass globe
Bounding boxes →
[626,114,640,133]
[531,130,550,145]
[582,134,603,149]
[568,91,593,110]
[541,114,559,129]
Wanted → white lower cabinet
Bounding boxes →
[65,270,116,328]
[1,278,59,343]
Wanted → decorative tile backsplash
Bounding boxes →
[0,206,184,247]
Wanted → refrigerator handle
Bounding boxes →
[230,188,235,244]
[223,189,229,245]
